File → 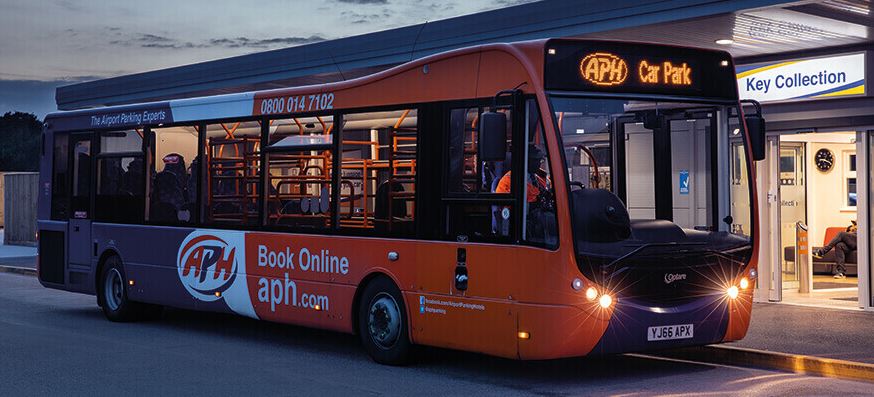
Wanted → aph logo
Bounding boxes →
[178,233,239,301]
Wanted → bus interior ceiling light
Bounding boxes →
[715,39,734,45]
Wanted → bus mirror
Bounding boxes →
[745,114,766,161]
[479,111,508,161]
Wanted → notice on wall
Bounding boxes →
[736,53,865,103]
[679,170,690,195]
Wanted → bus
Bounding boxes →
[38,39,764,364]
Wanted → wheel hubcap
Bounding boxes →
[104,268,124,311]
[368,293,401,349]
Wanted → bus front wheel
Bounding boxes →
[357,276,412,365]
[97,255,160,322]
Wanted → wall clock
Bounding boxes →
[814,148,834,172]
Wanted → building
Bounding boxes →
[57,0,874,309]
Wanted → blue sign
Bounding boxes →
[679,170,690,195]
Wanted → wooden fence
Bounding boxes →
[3,172,38,245]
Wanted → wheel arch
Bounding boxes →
[351,270,409,337]
[94,248,122,303]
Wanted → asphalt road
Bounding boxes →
[0,272,870,396]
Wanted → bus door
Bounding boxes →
[68,133,94,268]
[412,104,520,357]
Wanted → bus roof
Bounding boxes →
[45,38,735,132]
[45,39,548,131]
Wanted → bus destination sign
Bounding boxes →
[579,52,693,88]
[546,40,737,100]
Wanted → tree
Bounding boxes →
[0,112,42,172]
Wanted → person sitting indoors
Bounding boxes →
[813,221,857,279]
[495,144,552,208]
[496,144,556,245]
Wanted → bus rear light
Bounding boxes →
[726,286,739,299]
[517,331,530,340]
[128,280,135,286]
[598,294,613,309]
[739,277,750,290]
[585,287,598,301]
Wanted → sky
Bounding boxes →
[0,0,534,119]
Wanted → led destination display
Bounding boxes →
[545,40,738,100]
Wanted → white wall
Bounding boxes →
[783,132,857,249]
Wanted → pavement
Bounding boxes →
[729,303,874,364]
[0,229,36,271]
[0,271,870,396]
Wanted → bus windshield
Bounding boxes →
[551,96,753,261]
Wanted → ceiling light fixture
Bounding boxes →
[715,39,735,45]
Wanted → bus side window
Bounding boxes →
[338,109,417,236]
[95,130,145,223]
[264,115,335,230]
[443,106,514,242]
[51,132,70,220]
[149,126,200,225]
[523,100,558,248]
[204,121,261,225]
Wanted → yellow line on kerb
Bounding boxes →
[736,60,799,79]
[648,345,874,384]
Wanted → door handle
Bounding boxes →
[455,248,468,291]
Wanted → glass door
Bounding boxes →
[753,135,782,302]
[779,143,806,290]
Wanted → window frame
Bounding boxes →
[439,96,525,244]
[94,129,147,223]
[843,150,857,209]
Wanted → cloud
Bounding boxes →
[54,0,84,12]
[335,0,389,4]
[341,10,394,24]
[208,35,328,49]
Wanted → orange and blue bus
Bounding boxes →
[38,39,763,364]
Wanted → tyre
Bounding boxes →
[97,255,161,322]
[357,276,413,365]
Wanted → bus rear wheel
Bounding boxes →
[98,255,160,322]
[357,277,412,365]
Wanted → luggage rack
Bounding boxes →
[207,136,261,224]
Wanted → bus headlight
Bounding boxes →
[599,294,613,308]
[726,286,739,299]
[585,287,598,301]
[739,277,750,290]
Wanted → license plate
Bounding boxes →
[647,324,694,341]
